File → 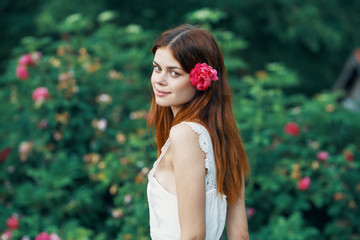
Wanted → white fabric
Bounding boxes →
[147,122,227,240]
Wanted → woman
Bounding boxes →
[147,24,250,240]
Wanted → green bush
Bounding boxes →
[1,11,359,240]
[0,20,156,239]
[233,64,360,240]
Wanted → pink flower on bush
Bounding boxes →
[189,63,218,91]
[0,147,11,164]
[19,141,33,154]
[16,52,42,80]
[317,151,329,161]
[35,232,61,240]
[37,119,49,129]
[97,118,107,131]
[33,87,50,102]
[284,122,300,136]
[49,233,61,240]
[6,215,19,230]
[31,52,43,63]
[344,150,354,162]
[246,207,256,218]
[16,65,29,80]
[35,232,51,240]
[18,54,34,66]
[298,177,311,191]
[124,194,132,204]
[1,230,12,240]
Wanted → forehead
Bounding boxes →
[154,47,182,67]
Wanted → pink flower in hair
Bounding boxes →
[189,63,218,91]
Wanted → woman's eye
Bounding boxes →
[154,66,161,72]
[170,71,180,77]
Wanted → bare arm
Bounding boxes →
[226,180,249,240]
[170,124,206,240]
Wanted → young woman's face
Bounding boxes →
[151,47,197,116]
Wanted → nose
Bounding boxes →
[152,71,167,86]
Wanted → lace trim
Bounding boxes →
[172,122,217,192]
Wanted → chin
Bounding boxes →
[155,99,171,108]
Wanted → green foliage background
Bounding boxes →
[0,1,360,240]
[2,0,360,94]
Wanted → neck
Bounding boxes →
[171,106,180,117]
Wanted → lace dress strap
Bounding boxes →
[173,122,217,192]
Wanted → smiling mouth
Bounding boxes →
[154,87,170,96]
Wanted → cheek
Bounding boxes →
[188,88,197,99]
[178,81,196,98]
[150,72,156,85]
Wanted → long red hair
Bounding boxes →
[147,24,250,205]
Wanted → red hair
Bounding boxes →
[147,24,250,205]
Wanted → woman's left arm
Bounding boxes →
[226,179,249,240]
[170,124,206,240]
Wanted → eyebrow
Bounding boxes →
[153,61,182,70]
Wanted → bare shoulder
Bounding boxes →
[169,123,199,146]
[169,123,205,165]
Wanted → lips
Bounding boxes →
[154,87,170,97]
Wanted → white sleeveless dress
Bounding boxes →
[147,122,227,240]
